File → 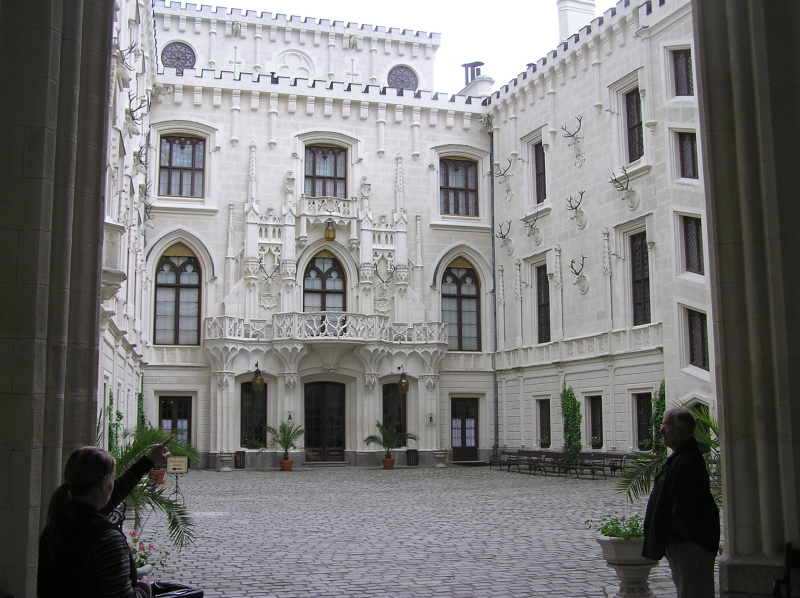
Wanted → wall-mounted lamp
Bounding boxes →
[324,219,336,242]
[252,362,264,392]
[397,365,409,395]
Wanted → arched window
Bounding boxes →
[303,253,346,336]
[304,146,346,198]
[303,253,345,312]
[154,245,201,345]
[159,136,205,197]
[161,42,196,75]
[441,260,480,351]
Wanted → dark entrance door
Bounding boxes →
[451,397,479,461]
[160,396,192,443]
[304,382,345,461]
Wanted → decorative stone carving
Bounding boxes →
[364,373,378,390]
[259,292,277,310]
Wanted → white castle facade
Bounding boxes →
[102,0,711,467]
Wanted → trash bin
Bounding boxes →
[406,448,418,466]
[234,451,246,469]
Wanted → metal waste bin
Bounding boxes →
[234,451,246,469]
[406,448,419,466]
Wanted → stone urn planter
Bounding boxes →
[596,536,658,598]
[218,453,233,472]
[432,450,447,468]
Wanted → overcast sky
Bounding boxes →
[179,0,620,94]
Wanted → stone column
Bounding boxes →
[0,1,114,595]
[693,3,800,596]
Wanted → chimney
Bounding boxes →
[556,0,596,42]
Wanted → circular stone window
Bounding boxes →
[161,42,196,75]
[387,66,418,91]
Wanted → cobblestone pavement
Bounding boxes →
[141,465,703,598]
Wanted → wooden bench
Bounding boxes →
[605,453,630,477]
[512,449,544,474]
[489,449,520,471]
[536,451,571,476]
[570,453,608,479]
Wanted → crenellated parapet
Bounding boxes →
[155,0,440,93]
[488,0,690,107]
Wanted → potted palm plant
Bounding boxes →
[112,425,199,549]
[364,421,419,470]
[265,421,308,471]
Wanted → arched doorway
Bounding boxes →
[304,381,345,461]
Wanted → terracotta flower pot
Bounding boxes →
[596,536,657,598]
[150,469,166,484]
[382,458,395,470]
[279,459,293,471]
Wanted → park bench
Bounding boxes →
[570,453,607,479]
[489,449,521,471]
[605,452,630,477]
[536,451,571,476]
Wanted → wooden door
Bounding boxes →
[304,382,345,461]
[451,398,479,461]
[159,396,191,443]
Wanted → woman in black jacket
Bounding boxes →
[37,438,173,598]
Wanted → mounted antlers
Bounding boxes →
[496,220,512,240]
[609,165,631,193]
[493,158,513,179]
[570,256,586,276]
[526,210,540,236]
[258,256,282,285]
[561,115,583,139]
[127,91,149,125]
[373,262,396,285]
[565,190,585,214]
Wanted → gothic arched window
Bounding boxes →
[161,42,196,75]
[441,262,480,351]
[154,249,201,345]
[387,66,418,91]
[303,253,346,336]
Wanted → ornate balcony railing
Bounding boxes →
[204,313,447,345]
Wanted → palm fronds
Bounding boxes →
[265,421,309,460]
[112,426,199,549]
[364,421,419,458]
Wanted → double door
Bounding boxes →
[451,397,479,461]
[304,382,345,461]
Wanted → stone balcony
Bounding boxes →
[204,313,447,345]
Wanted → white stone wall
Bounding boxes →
[109,0,715,463]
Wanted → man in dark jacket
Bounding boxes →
[643,407,719,598]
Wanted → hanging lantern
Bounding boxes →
[252,362,264,392]
[324,219,336,242]
[398,367,409,395]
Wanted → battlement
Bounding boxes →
[488,0,684,103]
[158,67,485,110]
[158,0,441,46]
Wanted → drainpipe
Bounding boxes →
[488,127,500,461]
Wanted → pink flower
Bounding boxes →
[149,544,156,550]
[130,530,138,539]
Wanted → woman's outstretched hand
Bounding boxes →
[145,434,175,466]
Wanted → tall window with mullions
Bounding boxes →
[305,146,346,198]
[440,159,478,216]
[441,265,480,351]
[159,136,205,197]
[536,265,551,343]
[631,231,651,326]
[154,254,201,345]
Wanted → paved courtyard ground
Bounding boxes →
[141,464,705,598]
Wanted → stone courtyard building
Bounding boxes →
[5,0,799,595]
[97,0,711,468]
